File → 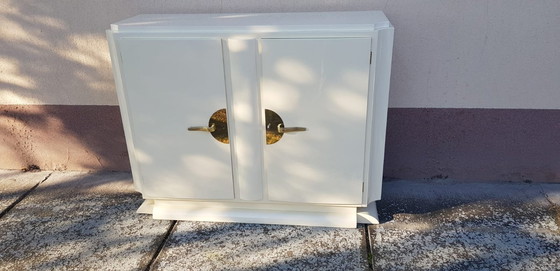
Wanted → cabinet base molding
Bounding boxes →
[356,203,380,224]
[137,200,378,228]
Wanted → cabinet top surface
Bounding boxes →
[110,11,391,33]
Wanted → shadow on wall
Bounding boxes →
[0,105,129,170]
[0,2,131,170]
[0,2,117,105]
[382,108,560,182]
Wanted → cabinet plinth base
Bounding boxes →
[137,200,380,228]
[357,202,380,224]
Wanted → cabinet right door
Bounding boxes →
[260,38,372,205]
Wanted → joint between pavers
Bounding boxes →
[539,184,559,207]
[144,220,178,271]
[39,172,54,184]
[0,171,53,219]
[363,225,374,270]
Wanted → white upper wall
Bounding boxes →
[1,0,559,109]
[386,0,560,109]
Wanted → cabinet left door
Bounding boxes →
[115,37,234,200]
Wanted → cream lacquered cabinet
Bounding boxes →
[107,11,393,228]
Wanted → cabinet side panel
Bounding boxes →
[362,33,378,205]
[118,37,233,200]
[107,31,143,192]
[368,28,394,203]
[261,38,371,205]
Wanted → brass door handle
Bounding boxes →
[188,123,216,132]
[277,124,307,133]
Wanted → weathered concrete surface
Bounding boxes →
[3,172,559,270]
[542,184,560,206]
[0,171,172,271]
[153,222,369,271]
[370,180,560,271]
[376,180,559,221]
[0,170,51,214]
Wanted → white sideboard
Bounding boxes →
[107,11,394,228]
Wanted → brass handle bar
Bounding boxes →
[277,124,307,133]
[188,123,216,133]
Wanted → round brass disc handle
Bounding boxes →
[188,123,216,132]
[265,109,306,144]
[277,124,307,133]
[187,108,229,144]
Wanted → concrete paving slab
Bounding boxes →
[370,181,560,271]
[152,221,368,271]
[540,183,560,206]
[376,180,554,222]
[0,171,173,271]
[0,170,51,215]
